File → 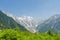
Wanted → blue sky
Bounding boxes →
[0,0,60,18]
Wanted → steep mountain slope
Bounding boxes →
[16,16,42,33]
[0,11,27,31]
[37,14,60,33]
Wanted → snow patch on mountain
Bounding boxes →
[1,11,17,20]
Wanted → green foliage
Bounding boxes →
[0,29,60,40]
[0,29,20,40]
[47,29,53,36]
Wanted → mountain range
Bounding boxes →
[0,10,60,33]
[0,11,42,33]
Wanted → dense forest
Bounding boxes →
[0,29,60,40]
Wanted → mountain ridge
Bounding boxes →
[0,11,27,31]
[37,14,60,33]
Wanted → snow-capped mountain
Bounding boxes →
[2,11,42,33]
[16,16,42,33]
[37,14,60,33]
[2,10,60,33]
